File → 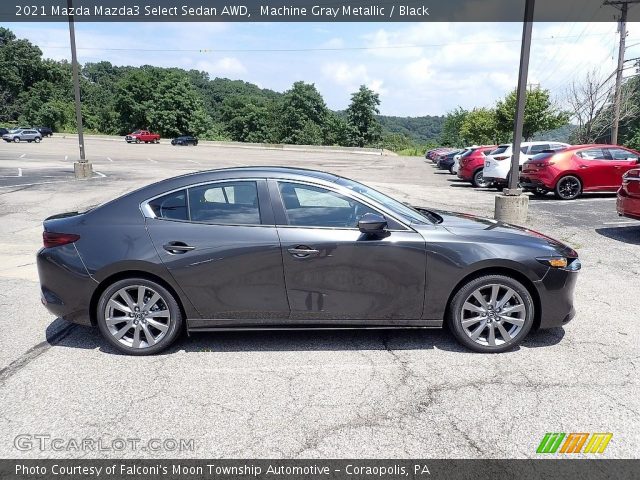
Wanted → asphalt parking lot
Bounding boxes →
[0,136,638,459]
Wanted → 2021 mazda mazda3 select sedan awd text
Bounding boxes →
[37,167,581,355]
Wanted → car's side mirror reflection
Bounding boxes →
[358,213,388,234]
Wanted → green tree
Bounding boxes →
[323,112,351,146]
[460,108,507,145]
[346,85,382,147]
[276,81,328,145]
[147,73,212,137]
[439,107,468,146]
[495,88,569,141]
[220,95,274,143]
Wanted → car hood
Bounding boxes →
[412,208,578,257]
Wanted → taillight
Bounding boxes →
[624,170,640,179]
[43,231,80,248]
[494,155,510,161]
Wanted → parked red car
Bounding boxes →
[521,144,640,200]
[617,168,640,220]
[457,145,497,187]
[125,130,160,144]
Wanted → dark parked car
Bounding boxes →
[37,167,580,355]
[437,150,463,173]
[0,128,9,136]
[35,127,53,137]
[171,135,198,146]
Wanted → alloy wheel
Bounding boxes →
[556,176,581,200]
[473,170,489,188]
[104,285,171,349]
[459,283,527,347]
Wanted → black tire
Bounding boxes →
[531,188,548,198]
[135,138,140,144]
[471,169,490,188]
[13,137,20,143]
[34,137,41,143]
[447,274,535,353]
[554,175,582,200]
[97,278,183,355]
[448,166,454,174]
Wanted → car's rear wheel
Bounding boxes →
[448,274,534,353]
[555,175,581,200]
[532,188,548,197]
[97,278,183,355]
[471,169,490,188]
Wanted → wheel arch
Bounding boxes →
[553,172,583,190]
[89,270,188,327]
[443,265,542,331]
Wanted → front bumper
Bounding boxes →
[536,261,580,329]
[37,245,97,326]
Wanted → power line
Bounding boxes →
[38,32,614,54]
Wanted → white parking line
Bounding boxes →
[602,220,639,226]
[94,171,107,178]
[147,157,158,163]
[19,154,26,158]
[64,155,68,161]
[106,157,113,162]
[186,159,201,164]
[0,168,23,178]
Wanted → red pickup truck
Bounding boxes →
[125,130,160,144]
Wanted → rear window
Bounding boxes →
[530,152,556,162]
[529,144,550,154]
[490,146,509,155]
[188,181,260,225]
[148,190,188,221]
[461,149,474,158]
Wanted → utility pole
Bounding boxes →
[494,0,534,226]
[605,0,640,145]
[68,0,92,179]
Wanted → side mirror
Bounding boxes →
[358,213,387,234]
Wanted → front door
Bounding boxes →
[270,180,427,323]
[145,179,289,320]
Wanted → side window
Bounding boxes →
[278,182,378,228]
[577,148,607,160]
[188,181,260,225]
[607,148,639,161]
[520,146,528,154]
[529,144,550,155]
[148,190,188,221]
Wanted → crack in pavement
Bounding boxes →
[0,323,77,384]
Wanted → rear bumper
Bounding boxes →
[37,245,97,326]
[536,263,580,329]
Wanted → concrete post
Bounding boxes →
[495,194,529,226]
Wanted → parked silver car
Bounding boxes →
[2,129,43,143]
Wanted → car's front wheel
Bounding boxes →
[13,137,20,143]
[448,274,534,353]
[97,278,183,355]
[34,137,41,143]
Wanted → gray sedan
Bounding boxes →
[37,167,581,355]
[2,129,42,143]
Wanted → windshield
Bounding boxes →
[335,177,431,224]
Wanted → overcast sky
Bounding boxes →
[6,21,640,116]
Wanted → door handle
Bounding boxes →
[163,242,195,254]
[287,246,320,258]
[579,165,589,169]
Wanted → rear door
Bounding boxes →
[574,147,611,190]
[144,179,289,321]
[269,180,427,324]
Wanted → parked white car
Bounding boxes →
[483,141,570,185]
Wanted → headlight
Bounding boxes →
[536,257,581,271]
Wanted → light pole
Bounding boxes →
[68,0,92,179]
[494,0,534,225]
